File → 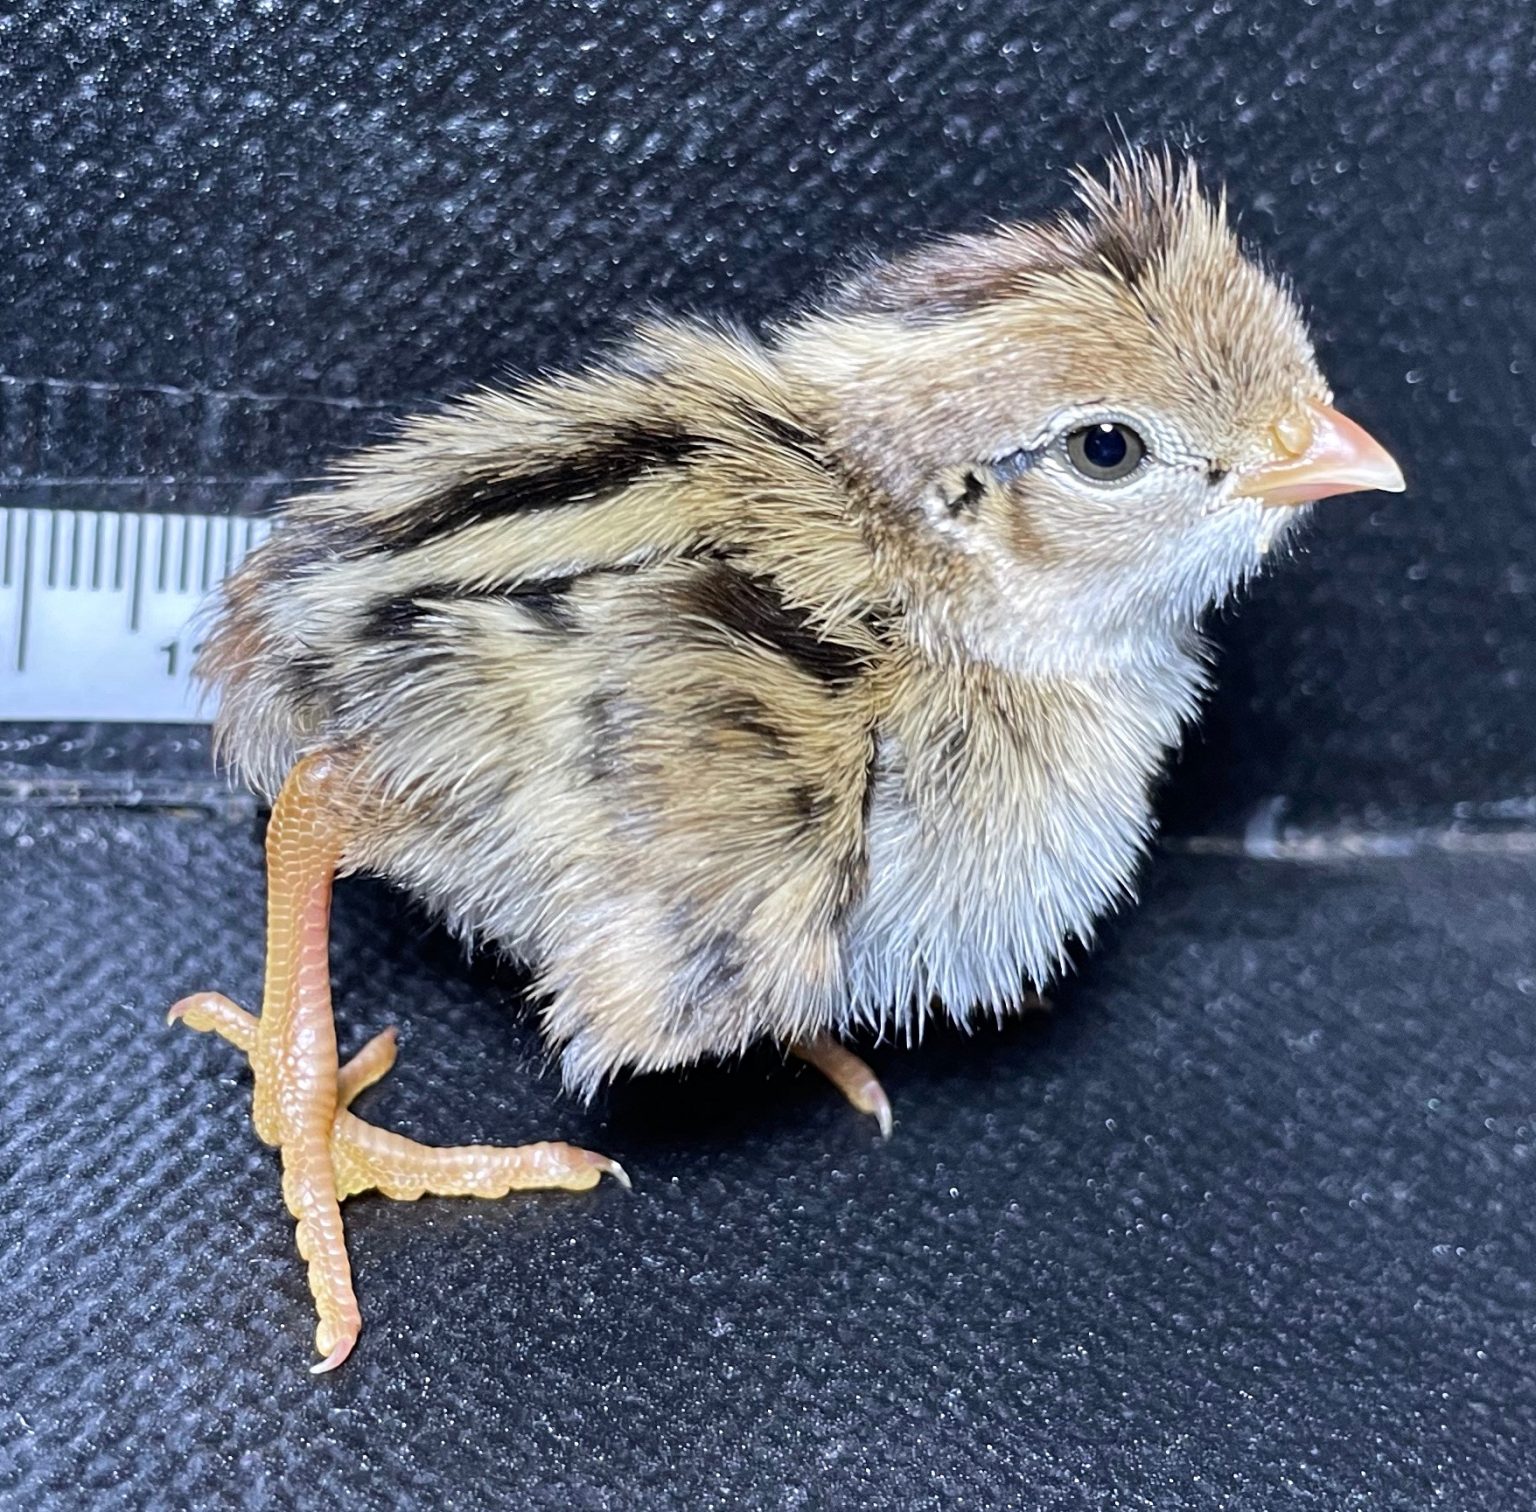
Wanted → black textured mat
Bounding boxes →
[2,808,1532,1507]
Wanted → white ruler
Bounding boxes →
[0,507,273,722]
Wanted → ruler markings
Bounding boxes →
[199,515,215,595]
[129,513,147,634]
[0,506,274,722]
[155,512,170,595]
[15,510,35,673]
[111,511,126,593]
[176,513,191,596]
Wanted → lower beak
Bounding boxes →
[1234,399,1406,508]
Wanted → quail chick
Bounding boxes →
[169,150,1404,1370]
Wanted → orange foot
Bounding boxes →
[170,755,626,1373]
[169,992,625,1372]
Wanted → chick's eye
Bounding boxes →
[1065,422,1146,483]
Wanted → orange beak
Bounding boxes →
[1235,398,1405,508]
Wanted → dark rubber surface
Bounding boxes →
[2,807,1532,1508]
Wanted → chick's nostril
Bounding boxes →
[1272,410,1314,458]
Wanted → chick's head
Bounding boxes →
[779,151,1403,670]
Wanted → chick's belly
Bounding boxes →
[841,772,1141,1032]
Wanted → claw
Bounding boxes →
[867,1085,895,1141]
[310,1334,357,1375]
[593,1156,632,1191]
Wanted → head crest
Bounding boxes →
[1065,149,1228,290]
[827,147,1231,322]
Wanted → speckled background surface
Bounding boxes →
[1,1,1533,1505]
[3,823,1536,1505]
[3,812,1534,1508]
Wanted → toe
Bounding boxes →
[167,992,258,1052]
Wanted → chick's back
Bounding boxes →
[199,318,890,1093]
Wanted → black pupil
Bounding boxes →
[1083,424,1127,470]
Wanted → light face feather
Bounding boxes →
[200,151,1350,1094]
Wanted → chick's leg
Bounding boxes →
[792,1032,894,1138]
[193,752,359,1370]
[169,753,625,1374]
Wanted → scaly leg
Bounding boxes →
[792,1032,894,1138]
[169,754,626,1373]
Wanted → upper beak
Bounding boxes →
[1234,398,1406,508]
